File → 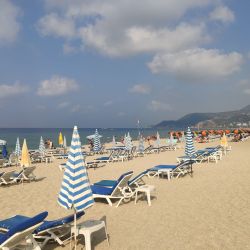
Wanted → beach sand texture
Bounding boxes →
[1,139,250,250]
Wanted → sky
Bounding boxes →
[0,0,250,128]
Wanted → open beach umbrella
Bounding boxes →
[125,132,133,151]
[20,139,31,168]
[58,126,94,248]
[58,132,64,147]
[138,136,144,153]
[63,136,67,148]
[155,131,161,148]
[220,133,228,148]
[185,127,195,157]
[15,137,21,157]
[39,136,46,156]
[93,129,101,152]
[2,145,8,158]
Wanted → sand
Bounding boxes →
[1,139,250,250]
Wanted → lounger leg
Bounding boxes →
[146,190,151,206]
[84,232,92,250]
[116,198,124,207]
[27,235,41,250]
[106,198,113,206]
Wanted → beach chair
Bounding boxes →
[0,211,48,250]
[147,160,194,180]
[91,171,134,207]
[0,170,16,186]
[12,166,36,183]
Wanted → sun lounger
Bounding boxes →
[91,171,134,207]
[0,211,48,250]
[12,166,36,183]
[0,170,16,186]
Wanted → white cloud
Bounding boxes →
[71,104,81,112]
[39,0,218,56]
[244,89,250,95]
[0,0,21,45]
[0,83,29,98]
[129,84,151,94]
[148,100,172,111]
[37,12,76,39]
[238,79,249,86]
[148,49,243,81]
[118,112,125,117]
[210,6,235,24]
[37,75,79,96]
[58,101,70,108]
[63,43,77,54]
[104,100,113,106]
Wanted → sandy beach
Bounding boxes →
[1,139,250,250]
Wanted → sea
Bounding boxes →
[0,128,169,151]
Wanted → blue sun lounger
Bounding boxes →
[91,171,134,207]
[0,211,48,250]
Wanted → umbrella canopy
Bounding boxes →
[15,137,21,157]
[185,127,195,157]
[220,133,228,148]
[58,126,94,211]
[0,139,6,146]
[58,132,64,146]
[20,139,31,167]
[63,136,67,148]
[39,136,46,156]
[138,136,144,153]
[93,129,101,152]
[2,145,8,158]
[86,134,102,140]
[125,132,133,151]
[155,131,161,148]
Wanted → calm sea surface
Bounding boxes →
[0,128,169,151]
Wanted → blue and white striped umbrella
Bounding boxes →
[155,131,161,148]
[125,132,133,151]
[138,136,144,153]
[39,136,46,156]
[15,137,21,156]
[93,129,101,152]
[185,127,195,157]
[58,126,94,211]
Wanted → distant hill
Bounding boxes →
[154,105,250,129]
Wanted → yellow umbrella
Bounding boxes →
[20,139,31,168]
[58,132,63,146]
[220,133,228,147]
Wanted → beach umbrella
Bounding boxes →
[112,136,116,147]
[20,139,31,168]
[169,133,174,146]
[58,132,64,146]
[125,132,132,151]
[138,136,144,153]
[58,126,94,248]
[86,133,102,140]
[39,136,46,156]
[220,133,228,148]
[63,136,67,148]
[185,127,195,157]
[0,139,6,146]
[15,137,21,157]
[2,145,8,158]
[155,131,161,148]
[93,129,101,152]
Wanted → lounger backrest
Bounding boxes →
[1,170,15,182]
[23,166,36,177]
[128,170,148,185]
[0,212,48,248]
[111,172,133,196]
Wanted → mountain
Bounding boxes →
[154,105,250,129]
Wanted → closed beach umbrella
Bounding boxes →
[63,136,67,148]
[39,136,46,156]
[155,131,161,148]
[15,137,21,157]
[169,133,174,146]
[125,132,133,151]
[220,133,228,148]
[0,139,6,146]
[93,129,101,152]
[58,132,63,146]
[58,126,94,247]
[20,139,31,168]
[2,145,8,158]
[185,127,195,157]
[138,136,144,153]
[112,136,116,147]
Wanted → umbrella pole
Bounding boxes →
[74,210,77,250]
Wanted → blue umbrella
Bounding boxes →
[15,137,21,157]
[39,136,46,156]
[93,129,101,152]
[185,127,195,157]
[2,145,8,158]
[58,126,94,247]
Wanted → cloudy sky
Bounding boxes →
[0,0,250,128]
